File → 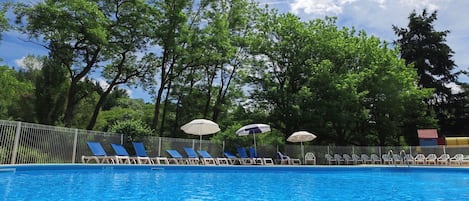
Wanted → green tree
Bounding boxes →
[0,66,33,119]
[393,9,464,137]
[108,119,155,150]
[247,12,431,145]
[0,3,9,42]
[85,0,157,130]
[147,0,192,131]
[15,0,108,127]
[101,88,130,111]
[160,0,258,137]
[393,9,459,99]
[8,56,43,122]
[35,46,69,125]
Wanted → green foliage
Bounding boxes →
[4,1,454,147]
[246,12,431,146]
[394,9,458,97]
[0,66,34,119]
[108,119,155,143]
[35,56,68,125]
[0,3,9,41]
[101,88,129,111]
[15,0,109,127]
[94,98,153,131]
[394,9,467,138]
[69,90,99,129]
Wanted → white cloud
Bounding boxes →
[124,88,132,97]
[95,78,110,91]
[398,0,439,11]
[15,56,43,70]
[372,0,386,8]
[290,0,357,15]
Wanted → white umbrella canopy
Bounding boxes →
[287,131,317,162]
[181,119,220,150]
[287,131,317,143]
[236,124,271,151]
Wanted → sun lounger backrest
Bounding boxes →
[223,151,237,159]
[277,152,290,159]
[184,147,199,158]
[132,142,149,157]
[87,142,107,156]
[198,150,213,158]
[248,147,258,158]
[237,147,249,158]
[167,150,183,158]
[111,144,130,156]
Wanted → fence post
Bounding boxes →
[71,129,78,163]
[10,122,22,164]
[222,141,225,153]
[158,137,161,156]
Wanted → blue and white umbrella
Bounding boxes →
[236,124,271,151]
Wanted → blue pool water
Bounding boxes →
[1,165,469,200]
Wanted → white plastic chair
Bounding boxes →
[304,152,316,165]
[414,154,426,165]
[437,154,450,165]
[449,154,463,165]
[426,154,437,165]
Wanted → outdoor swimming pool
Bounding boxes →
[1,165,469,201]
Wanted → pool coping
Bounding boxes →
[2,163,469,173]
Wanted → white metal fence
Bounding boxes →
[1,120,468,165]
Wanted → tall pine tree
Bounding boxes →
[394,9,466,136]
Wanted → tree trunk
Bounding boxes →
[203,66,216,118]
[86,85,114,130]
[63,47,101,127]
[212,64,236,122]
[160,79,173,135]
[63,79,78,127]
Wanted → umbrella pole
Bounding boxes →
[301,142,304,164]
[199,135,202,151]
[253,134,257,151]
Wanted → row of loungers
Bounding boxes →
[325,153,469,165]
[82,142,279,165]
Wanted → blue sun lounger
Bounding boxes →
[166,150,190,164]
[248,147,274,165]
[110,143,137,164]
[131,142,170,164]
[197,150,230,165]
[82,141,116,164]
[183,147,201,165]
[132,142,169,165]
[223,151,243,165]
[236,147,255,165]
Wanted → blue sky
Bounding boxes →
[1,0,468,102]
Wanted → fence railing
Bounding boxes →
[1,120,468,165]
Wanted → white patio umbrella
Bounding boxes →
[287,131,317,162]
[236,124,271,151]
[181,119,220,150]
